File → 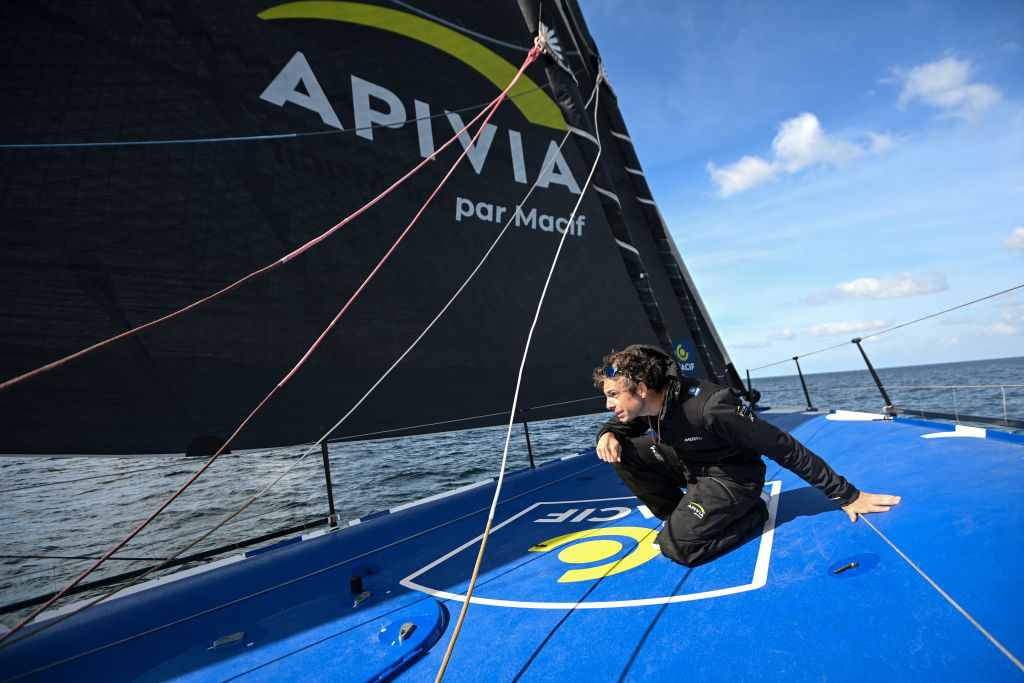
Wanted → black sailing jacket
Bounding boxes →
[598,345,860,507]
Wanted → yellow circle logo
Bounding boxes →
[528,527,660,583]
[675,343,689,362]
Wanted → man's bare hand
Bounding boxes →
[842,492,901,522]
[597,432,621,463]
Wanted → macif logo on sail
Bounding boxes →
[675,340,699,376]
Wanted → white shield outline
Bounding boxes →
[400,480,780,609]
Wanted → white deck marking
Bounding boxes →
[920,424,987,439]
[401,481,781,609]
[826,410,886,421]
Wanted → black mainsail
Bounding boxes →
[0,0,737,455]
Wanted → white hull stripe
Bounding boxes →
[610,130,632,143]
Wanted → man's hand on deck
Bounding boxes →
[597,432,621,463]
[843,492,902,522]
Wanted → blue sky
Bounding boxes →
[579,0,1023,375]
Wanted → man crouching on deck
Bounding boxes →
[595,345,900,567]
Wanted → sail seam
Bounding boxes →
[0,87,557,150]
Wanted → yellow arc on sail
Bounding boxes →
[258,1,568,130]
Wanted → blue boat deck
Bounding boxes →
[3,411,1022,681]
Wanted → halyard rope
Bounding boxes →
[435,70,607,681]
[0,45,543,647]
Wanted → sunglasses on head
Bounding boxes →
[605,366,622,378]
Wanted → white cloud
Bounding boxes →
[707,156,777,198]
[894,56,1001,121]
[984,323,1018,335]
[770,329,797,341]
[807,272,948,304]
[732,339,772,349]
[1006,226,1024,254]
[772,113,864,172]
[708,113,893,196]
[802,319,887,337]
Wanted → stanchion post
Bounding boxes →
[321,441,339,527]
[851,338,894,412]
[519,409,536,469]
[793,357,815,411]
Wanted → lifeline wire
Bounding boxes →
[0,46,543,647]
[750,283,1024,373]
[861,517,1024,674]
[434,70,607,681]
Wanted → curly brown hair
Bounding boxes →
[592,347,670,393]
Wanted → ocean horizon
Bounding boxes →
[2,354,1021,625]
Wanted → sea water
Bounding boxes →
[1,355,1021,626]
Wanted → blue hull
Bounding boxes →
[3,411,1022,680]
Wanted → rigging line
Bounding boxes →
[749,283,1024,373]
[328,395,602,443]
[9,460,604,681]
[0,83,557,150]
[435,71,607,682]
[861,517,1024,673]
[57,60,591,618]
[0,46,544,649]
[0,80,510,396]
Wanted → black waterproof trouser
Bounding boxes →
[611,435,768,568]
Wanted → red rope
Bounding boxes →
[0,45,542,646]
[1,63,513,394]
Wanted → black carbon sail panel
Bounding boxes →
[0,1,731,454]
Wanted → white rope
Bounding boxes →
[3,70,595,650]
[113,97,595,584]
[862,517,1024,673]
[435,74,607,680]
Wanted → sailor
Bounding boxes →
[594,344,901,567]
